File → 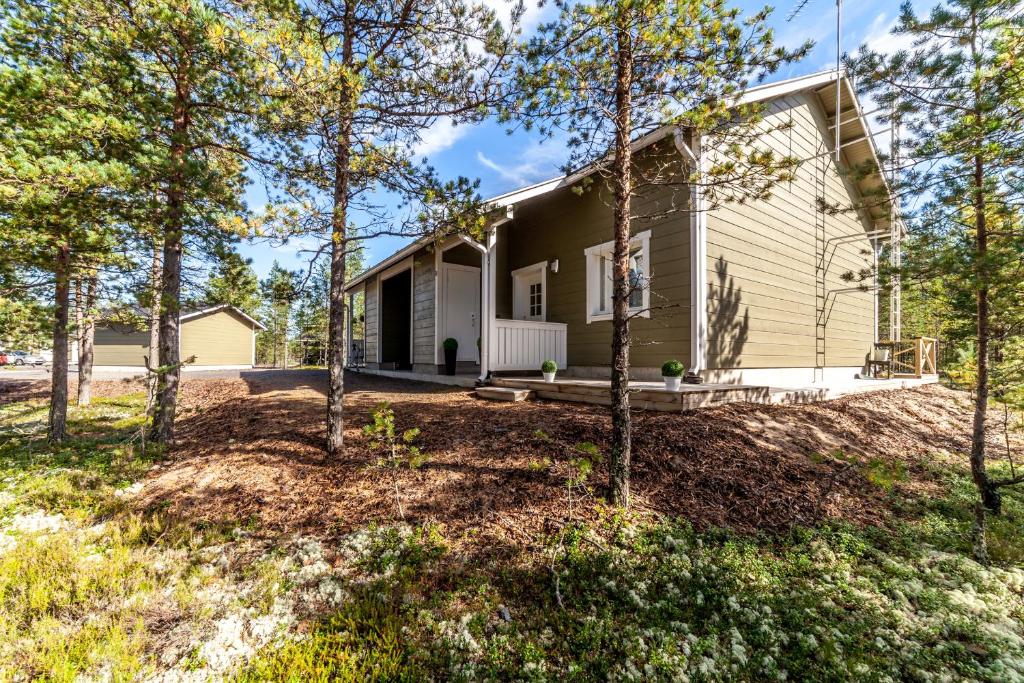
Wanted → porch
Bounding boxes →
[490,371,939,410]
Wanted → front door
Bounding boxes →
[442,264,481,362]
[512,262,546,321]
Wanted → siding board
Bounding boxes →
[705,92,876,370]
[502,144,692,370]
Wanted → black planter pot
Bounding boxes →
[443,348,457,375]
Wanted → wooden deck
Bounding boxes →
[490,377,770,411]
[489,375,940,411]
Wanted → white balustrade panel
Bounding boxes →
[492,319,567,371]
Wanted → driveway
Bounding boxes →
[0,366,328,384]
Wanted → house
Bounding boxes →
[343,70,915,390]
[89,304,266,371]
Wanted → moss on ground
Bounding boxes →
[3,391,1024,681]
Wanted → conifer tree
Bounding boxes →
[513,0,807,505]
[266,0,519,455]
[0,0,136,439]
[852,0,1024,559]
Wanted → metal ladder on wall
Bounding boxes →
[814,139,829,382]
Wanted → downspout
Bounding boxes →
[674,128,707,382]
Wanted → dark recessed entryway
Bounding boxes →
[380,269,412,371]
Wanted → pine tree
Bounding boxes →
[266,0,519,455]
[199,242,261,316]
[92,0,274,444]
[852,0,1024,560]
[513,0,808,505]
[0,0,137,439]
[259,262,299,367]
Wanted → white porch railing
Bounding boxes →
[492,319,567,372]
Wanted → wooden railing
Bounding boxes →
[492,319,567,372]
[879,337,938,378]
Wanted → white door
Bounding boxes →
[512,262,546,321]
[442,264,481,362]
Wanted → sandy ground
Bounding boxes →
[4,370,1015,550]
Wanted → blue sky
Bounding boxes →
[238,0,922,281]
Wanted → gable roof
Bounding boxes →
[181,304,267,331]
[347,69,896,290]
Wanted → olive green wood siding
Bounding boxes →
[412,247,436,368]
[179,309,255,366]
[95,310,257,367]
[93,326,149,366]
[442,242,480,267]
[364,274,379,363]
[501,172,690,369]
[705,93,875,369]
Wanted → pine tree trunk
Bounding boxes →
[608,18,634,506]
[147,238,162,410]
[48,242,71,442]
[971,150,997,512]
[326,8,355,457]
[150,66,190,445]
[77,275,96,406]
[968,10,998,515]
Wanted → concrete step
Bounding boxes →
[476,386,534,402]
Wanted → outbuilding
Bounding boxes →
[91,304,265,371]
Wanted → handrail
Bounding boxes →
[875,337,937,377]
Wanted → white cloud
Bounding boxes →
[480,0,550,34]
[274,235,323,255]
[412,118,469,157]
[476,139,564,187]
[861,12,917,56]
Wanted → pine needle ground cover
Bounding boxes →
[1,373,1023,681]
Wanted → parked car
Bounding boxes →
[0,352,7,365]
[8,351,46,366]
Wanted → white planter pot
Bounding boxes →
[543,372,556,383]
[663,376,681,391]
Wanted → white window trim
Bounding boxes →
[511,261,547,322]
[584,230,652,324]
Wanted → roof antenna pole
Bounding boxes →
[787,0,844,164]
[835,0,843,164]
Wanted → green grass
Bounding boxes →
[0,393,247,681]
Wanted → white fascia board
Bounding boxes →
[346,238,430,291]
[733,69,840,107]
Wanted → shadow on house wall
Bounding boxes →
[706,256,749,383]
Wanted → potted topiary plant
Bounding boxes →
[541,359,558,383]
[442,338,458,375]
[661,359,684,391]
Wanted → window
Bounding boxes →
[529,282,543,317]
[584,230,651,323]
[511,261,547,321]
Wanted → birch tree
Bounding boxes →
[513,0,808,505]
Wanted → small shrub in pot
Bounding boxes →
[661,359,684,391]
[442,338,458,375]
[541,359,558,382]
